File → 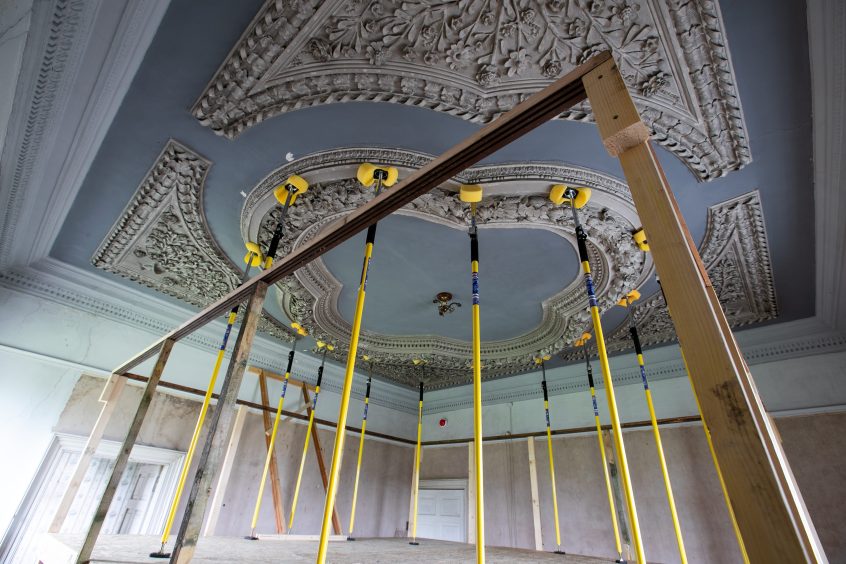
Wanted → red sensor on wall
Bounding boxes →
[438,418,448,427]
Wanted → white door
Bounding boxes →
[416,489,465,542]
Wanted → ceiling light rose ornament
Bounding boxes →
[433,292,462,316]
[191,0,750,181]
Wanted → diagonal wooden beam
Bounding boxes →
[111,51,612,375]
[583,57,826,563]
[258,370,286,534]
[77,339,174,563]
[302,386,342,535]
[170,283,268,564]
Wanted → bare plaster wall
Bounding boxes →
[214,411,414,539]
[419,413,846,563]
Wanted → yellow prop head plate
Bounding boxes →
[459,184,484,203]
[243,241,263,267]
[357,163,399,187]
[549,185,591,208]
[581,332,592,342]
[616,289,642,307]
[273,175,309,205]
[633,228,649,251]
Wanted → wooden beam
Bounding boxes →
[248,365,314,390]
[49,374,126,534]
[258,371,286,534]
[526,437,544,551]
[120,372,416,446]
[602,429,632,562]
[111,52,612,376]
[170,283,268,564]
[76,339,174,563]
[421,414,702,446]
[203,405,248,537]
[301,386,342,535]
[466,442,475,544]
[583,57,827,563]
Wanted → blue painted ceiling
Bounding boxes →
[50,0,814,375]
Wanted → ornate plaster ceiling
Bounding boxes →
[241,147,652,386]
[91,135,775,389]
[564,190,778,359]
[192,0,749,181]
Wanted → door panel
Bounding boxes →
[416,489,465,543]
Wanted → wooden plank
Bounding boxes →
[421,414,702,446]
[602,429,632,562]
[170,283,268,564]
[119,373,416,446]
[583,57,827,563]
[301,386,342,535]
[49,374,126,534]
[466,442,475,544]
[76,339,174,563]
[249,365,314,390]
[203,405,248,537]
[258,371,286,534]
[526,438,544,551]
[111,52,612,375]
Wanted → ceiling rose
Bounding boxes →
[241,147,653,388]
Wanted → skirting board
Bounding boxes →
[256,534,347,541]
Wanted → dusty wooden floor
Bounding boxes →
[41,534,614,563]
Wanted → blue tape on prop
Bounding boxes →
[472,272,479,305]
[363,403,369,420]
[592,395,599,416]
[281,380,288,398]
[220,323,234,350]
[640,366,649,389]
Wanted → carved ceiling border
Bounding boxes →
[191,0,749,181]
[242,147,653,388]
[91,139,295,342]
[577,190,778,357]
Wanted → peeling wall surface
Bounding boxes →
[419,413,846,562]
[215,412,413,538]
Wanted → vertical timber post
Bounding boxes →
[257,371,286,533]
[51,373,126,533]
[169,282,268,564]
[76,339,175,563]
[582,57,827,563]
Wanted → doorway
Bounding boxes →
[416,479,467,543]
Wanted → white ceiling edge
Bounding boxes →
[0,0,170,269]
[808,0,846,331]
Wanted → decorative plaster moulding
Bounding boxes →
[241,147,653,388]
[192,0,750,181]
[90,140,295,343]
[567,190,778,358]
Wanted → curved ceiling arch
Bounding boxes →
[242,147,654,387]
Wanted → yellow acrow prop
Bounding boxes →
[316,243,374,563]
[471,259,485,564]
[273,174,309,206]
[585,265,646,563]
[681,349,750,563]
[249,373,290,533]
[289,382,320,530]
[347,397,368,536]
[159,308,237,549]
[410,396,423,542]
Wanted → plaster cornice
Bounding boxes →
[808,0,846,332]
[0,0,171,268]
[191,0,749,181]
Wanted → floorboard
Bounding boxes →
[39,534,614,563]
